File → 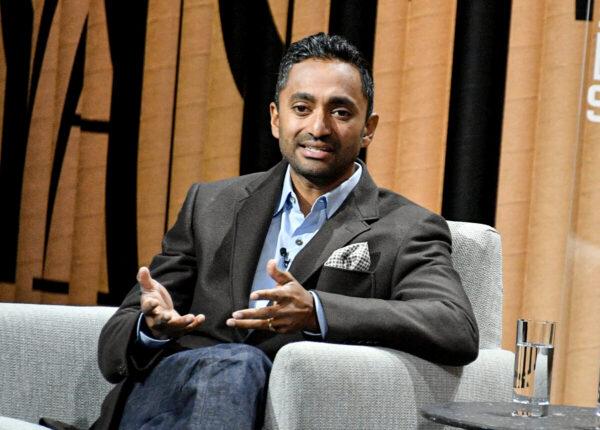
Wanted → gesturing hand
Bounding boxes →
[138,267,205,339]
[226,259,318,333]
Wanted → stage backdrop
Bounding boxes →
[0,0,598,406]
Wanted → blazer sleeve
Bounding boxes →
[97,184,200,383]
[314,213,479,366]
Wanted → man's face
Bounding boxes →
[270,59,378,188]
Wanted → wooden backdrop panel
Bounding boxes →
[496,0,545,356]
[292,0,330,41]
[16,0,61,305]
[565,0,600,405]
[68,0,111,305]
[137,0,179,267]
[370,0,455,213]
[498,0,599,406]
[168,0,214,225]
[200,2,242,182]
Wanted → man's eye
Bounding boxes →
[332,109,351,118]
[292,105,310,114]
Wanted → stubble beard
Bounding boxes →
[280,140,357,188]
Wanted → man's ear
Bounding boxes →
[270,102,280,139]
[361,113,379,149]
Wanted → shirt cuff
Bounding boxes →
[136,313,170,348]
[303,290,328,339]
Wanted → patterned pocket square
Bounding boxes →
[324,242,371,272]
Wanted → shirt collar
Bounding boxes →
[275,162,363,219]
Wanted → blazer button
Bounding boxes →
[118,364,127,376]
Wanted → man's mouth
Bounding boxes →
[300,143,332,153]
[298,143,333,160]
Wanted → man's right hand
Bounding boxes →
[138,266,204,340]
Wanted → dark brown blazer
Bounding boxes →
[87,160,478,429]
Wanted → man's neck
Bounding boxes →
[289,168,354,216]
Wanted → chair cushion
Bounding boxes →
[0,416,47,430]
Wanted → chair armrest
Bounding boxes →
[0,304,116,426]
[264,342,514,430]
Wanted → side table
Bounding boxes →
[420,401,598,430]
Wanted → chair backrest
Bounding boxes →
[447,221,503,349]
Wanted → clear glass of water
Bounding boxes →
[512,319,556,417]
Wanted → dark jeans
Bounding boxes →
[119,343,272,430]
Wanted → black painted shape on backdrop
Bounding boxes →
[576,0,594,21]
[32,278,68,295]
[329,0,378,163]
[442,1,512,226]
[73,115,110,133]
[0,1,52,283]
[219,0,285,174]
[102,0,149,305]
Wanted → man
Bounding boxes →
[87,33,478,429]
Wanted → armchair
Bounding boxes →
[263,221,514,429]
[0,221,513,429]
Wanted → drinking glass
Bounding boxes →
[512,319,556,417]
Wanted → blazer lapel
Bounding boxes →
[230,162,287,318]
[289,163,380,286]
[244,161,380,345]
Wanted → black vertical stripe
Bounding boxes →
[442,1,512,226]
[285,0,294,48]
[43,20,87,282]
[328,0,378,67]
[219,0,285,175]
[0,1,33,283]
[328,0,378,162]
[103,0,149,305]
[576,0,594,20]
[164,0,186,235]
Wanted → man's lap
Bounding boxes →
[119,343,272,430]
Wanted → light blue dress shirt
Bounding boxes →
[138,163,363,347]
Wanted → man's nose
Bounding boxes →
[307,109,331,138]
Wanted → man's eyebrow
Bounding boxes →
[328,95,358,109]
[290,93,358,109]
[290,92,315,102]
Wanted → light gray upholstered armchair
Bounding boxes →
[0,221,514,430]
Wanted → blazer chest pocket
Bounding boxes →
[315,266,375,298]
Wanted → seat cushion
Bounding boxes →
[0,416,47,430]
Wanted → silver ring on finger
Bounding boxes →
[268,317,276,332]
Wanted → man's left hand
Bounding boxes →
[226,259,318,333]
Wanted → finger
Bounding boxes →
[155,312,192,330]
[231,305,277,320]
[250,287,291,302]
[181,314,205,333]
[140,297,161,315]
[226,318,271,330]
[178,313,205,329]
[150,313,205,338]
[266,259,296,285]
[137,267,155,292]
[143,308,170,332]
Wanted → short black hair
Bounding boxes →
[275,33,374,118]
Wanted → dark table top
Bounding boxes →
[420,401,599,430]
